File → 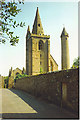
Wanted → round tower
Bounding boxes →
[60,27,70,70]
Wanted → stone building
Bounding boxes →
[0,75,4,88]
[61,27,70,70]
[8,67,25,88]
[26,7,58,75]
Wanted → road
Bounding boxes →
[0,88,78,119]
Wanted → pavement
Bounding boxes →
[0,88,78,119]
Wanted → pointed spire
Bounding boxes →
[32,7,44,35]
[61,27,69,37]
[36,7,39,16]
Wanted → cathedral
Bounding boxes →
[26,7,58,75]
[7,7,70,88]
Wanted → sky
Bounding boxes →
[0,1,78,76]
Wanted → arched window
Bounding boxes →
[16,72,19,75]
[39,40,44,50]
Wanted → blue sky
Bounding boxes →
[0,2,78,76]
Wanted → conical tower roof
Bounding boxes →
[32,7,44,35]
[61,27,69,37]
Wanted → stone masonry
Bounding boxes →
[15,68,79,113]
[26,7,58,75]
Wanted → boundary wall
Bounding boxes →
[15,68,79,113]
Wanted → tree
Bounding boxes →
[4,76,9,88]
[72,57,79,68]
[0,0,25,46]
[14,73,27,82]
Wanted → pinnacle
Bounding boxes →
[27,25,30,32]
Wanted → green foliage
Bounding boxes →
[14,73,27,81]
[40,67,43,73]
[0,0,25,46]
[4,76,9,88]
[72,57,79,68]
[4,76,8,80]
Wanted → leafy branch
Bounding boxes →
[0,0,25,46]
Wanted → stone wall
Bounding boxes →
[8,76,14,88]
[15,68,79,113]
[0,76,4,88]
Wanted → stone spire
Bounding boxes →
[32,7,44,35]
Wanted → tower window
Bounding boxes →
[40,61,42,65]
[38,24,40,27]
[39,40,44,50]
[40,54,42,57]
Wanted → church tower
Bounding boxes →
[60,27,70,70]
[26,7,58,75]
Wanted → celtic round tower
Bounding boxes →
[60,27,70,70]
